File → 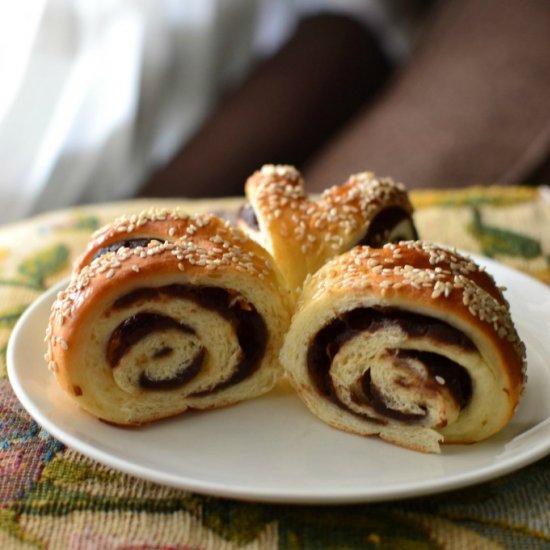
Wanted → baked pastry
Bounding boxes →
[46,211,292,425]
[237,164,417,297]
[74,208,195,272]
[280,241,526,453]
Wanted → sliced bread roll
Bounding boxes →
[281,242,526,453]
[46,211,292,425]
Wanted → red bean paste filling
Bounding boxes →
[237,204,418,247]
[357,207,418,248]
[109,285,267,395]
[93,238,162,260]
[106,312,203,390]
[237,202,259,231]
[307,307,473,424]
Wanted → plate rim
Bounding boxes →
[6,255,550,504]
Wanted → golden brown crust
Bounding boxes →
[239,164,417,297]
[74,208,203,271]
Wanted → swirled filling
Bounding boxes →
[237,202,260,231]
[106,312,204,390]
[307,307,473,423]
[93,238,163,260]
[358,351,472,422]
[108,285,267,394]
[357,207,418,248]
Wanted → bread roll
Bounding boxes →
[237,164,417,298]
[280,242,526,453]
[46,210,292,425]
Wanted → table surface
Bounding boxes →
[1,186,549,549]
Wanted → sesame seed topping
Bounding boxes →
[302,241,526,367]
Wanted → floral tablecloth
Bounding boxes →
[1,187,549,549]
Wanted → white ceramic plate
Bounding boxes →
[7,255,550,504]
